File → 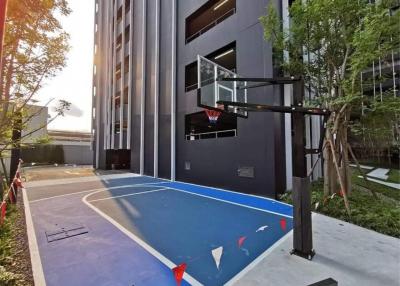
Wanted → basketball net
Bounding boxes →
[204,109,221,124]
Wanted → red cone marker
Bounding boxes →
[172,263,187,286]
[238,236,247,248]
[280,218,287,231]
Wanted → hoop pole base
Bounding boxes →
[290,248,315,261]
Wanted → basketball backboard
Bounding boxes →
[197,55,248,117]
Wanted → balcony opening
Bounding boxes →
[185,42,236,92]
[185,0,236,44]
[185,111,237,140]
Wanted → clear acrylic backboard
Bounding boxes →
[197,55,248,117]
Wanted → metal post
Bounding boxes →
[291,78,315,260]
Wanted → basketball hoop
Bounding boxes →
[204,109,221,124]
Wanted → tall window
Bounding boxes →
[186,0,236,44]
[185,111,237,140]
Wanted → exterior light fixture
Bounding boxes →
[213,0,229,11]
[214,49,234,60]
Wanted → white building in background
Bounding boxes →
[21,105,49,144]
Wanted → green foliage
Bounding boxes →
[0,206,24,286]
[387,169,400,184]
[0,266,22,286]
[351,94,400,152]
[260,0,399,198]
[32,135,53,145]
[280,179,400,238]
[260,0,399,110]
[0,0,72,154]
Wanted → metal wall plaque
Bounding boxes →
[237,166,255,178]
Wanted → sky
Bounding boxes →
[36,0,94,132]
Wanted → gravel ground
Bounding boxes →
[23,165,95,182]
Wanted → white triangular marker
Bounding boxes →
[315,202,320,210]
[256,225,269,232]
[212,247,223,270]
[330,193,336,199]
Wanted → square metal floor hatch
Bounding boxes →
[45,224,88,243]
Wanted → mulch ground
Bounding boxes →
[11,198,34,286]
[0,195,34,286]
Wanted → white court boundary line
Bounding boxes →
[29,182,170,203]
[83,185,294,285]
[27,175,293,285]
[166,187,293,219]
[82,191,203,286]
[225,212,316,285]
[142,175,294,207]
[87,188,168,203]
[22,188,46,286]
[225,230,293,286]
[84,185,293,219]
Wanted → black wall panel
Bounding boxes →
[96,0,286,197]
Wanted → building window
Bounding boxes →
[117,6,123,23]
[125,0,130,12]
[185,0,236,44]
[116,34,122,51]
[116,63,122,80]
[185,42,236,92]
[125,25,130,42]
[124,56,129,73]
[185,111,237,140]
[123,87,129,104]
[115,91,121,107]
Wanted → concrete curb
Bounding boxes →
[22,188,46,286]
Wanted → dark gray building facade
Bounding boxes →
[92,0,294,198]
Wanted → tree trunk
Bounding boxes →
[328,139,351,216]
[323,142,331,197]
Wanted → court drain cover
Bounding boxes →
[45,224,88,243]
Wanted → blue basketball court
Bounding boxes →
[26,174,293,286]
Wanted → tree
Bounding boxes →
[260,0,399,214]
[0,0,71,184]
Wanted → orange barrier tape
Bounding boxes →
[0,201,6,225]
